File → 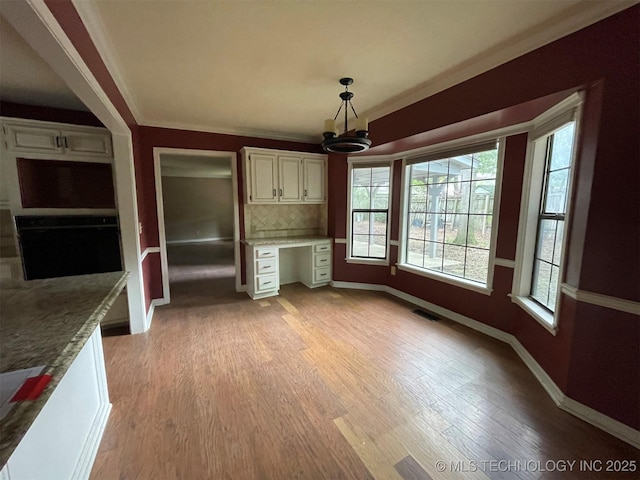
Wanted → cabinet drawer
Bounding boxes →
[256,274,277,292]
[254,247,276,259]
[314,253,331,268]
[314,267,331,283]
[314,243,331,253]
[256,258,276,275]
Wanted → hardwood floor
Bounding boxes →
[91,264,638,479]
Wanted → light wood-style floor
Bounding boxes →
[92,246,638,479]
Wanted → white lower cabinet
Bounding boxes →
[247,246,279,299]
[1,327,110,480]
[246,239,332,299]
[303,241,332,288]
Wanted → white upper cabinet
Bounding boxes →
[3,120,112,158]
[242,147,326,204]
[250,153,278,202]
[278,155,303,203]
[303,157,325,203]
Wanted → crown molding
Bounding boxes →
[362,1,638,124]
[72,0,143,125]
[140,119,318,144]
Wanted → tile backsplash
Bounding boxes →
[245,204,327,238]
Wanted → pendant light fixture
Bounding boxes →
[321,77,371,153]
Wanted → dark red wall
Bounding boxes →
[44,0,137,127]
[136,126,323,287]
[45,0,638,429]
[328,6,639,429]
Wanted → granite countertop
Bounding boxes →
[243,235,332,246]
[0,271,129,468]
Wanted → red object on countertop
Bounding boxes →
[10,375,52,401]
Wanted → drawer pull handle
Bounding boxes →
[320,259,327,262]
[273,189,276,197]
[263,266,271,269]
[264,281,272,285]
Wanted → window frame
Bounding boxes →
[511,92,583,334]
[398,135,506,295]
[346,158,393,265]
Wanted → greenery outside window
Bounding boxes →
[348,164,391,261]
[401,140,501,290]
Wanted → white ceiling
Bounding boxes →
[2,1,634,144]
[0,15,87,111]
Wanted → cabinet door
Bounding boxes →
[5,124,63,154]
[278,155,303,203]
[61,130,113,157]
[249,153,278,203]
[303,158,325,203]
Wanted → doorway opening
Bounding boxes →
[154,148,242,308]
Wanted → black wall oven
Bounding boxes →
[16,215,123,280]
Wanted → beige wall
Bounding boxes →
[161,176,233,243]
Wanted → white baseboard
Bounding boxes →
[71,402,112,480]
[331,280,640,449]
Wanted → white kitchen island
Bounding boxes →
[244,236,332,299]
[0,272,128,480]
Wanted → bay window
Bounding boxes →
[400,140,502,292]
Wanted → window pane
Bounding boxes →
[352,186,371,209]
[406,239,425,267]
[352,234,370,257]
[552,221,564,265]
[535,219,557,264]
[425,184,445,213]
[465,247,489,283]
[531,259,552,307]
[548,265,560,309]
[410,164,428,185]
[409,184,427,208]
[353,168,372,187]
[544,169,569,214]
[454,181,471,214]
[371,166,390,185]
[470,180,495,213]
[422,241,444,271]
[428,159,449,184]
[350,165,390,260]
[549,123,575,170]
[402,144,498,286]
[408,214,427,240]
[372,186,389,209]
[353,212,370,234]
[443,244,465,278]
[472,149,498,178]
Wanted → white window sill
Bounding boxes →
[397,263,493,296]
[510,295,558,336]
[345,257,389,266]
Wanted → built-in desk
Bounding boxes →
[243,236,332,299]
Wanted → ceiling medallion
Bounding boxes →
[321,77,371,154]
